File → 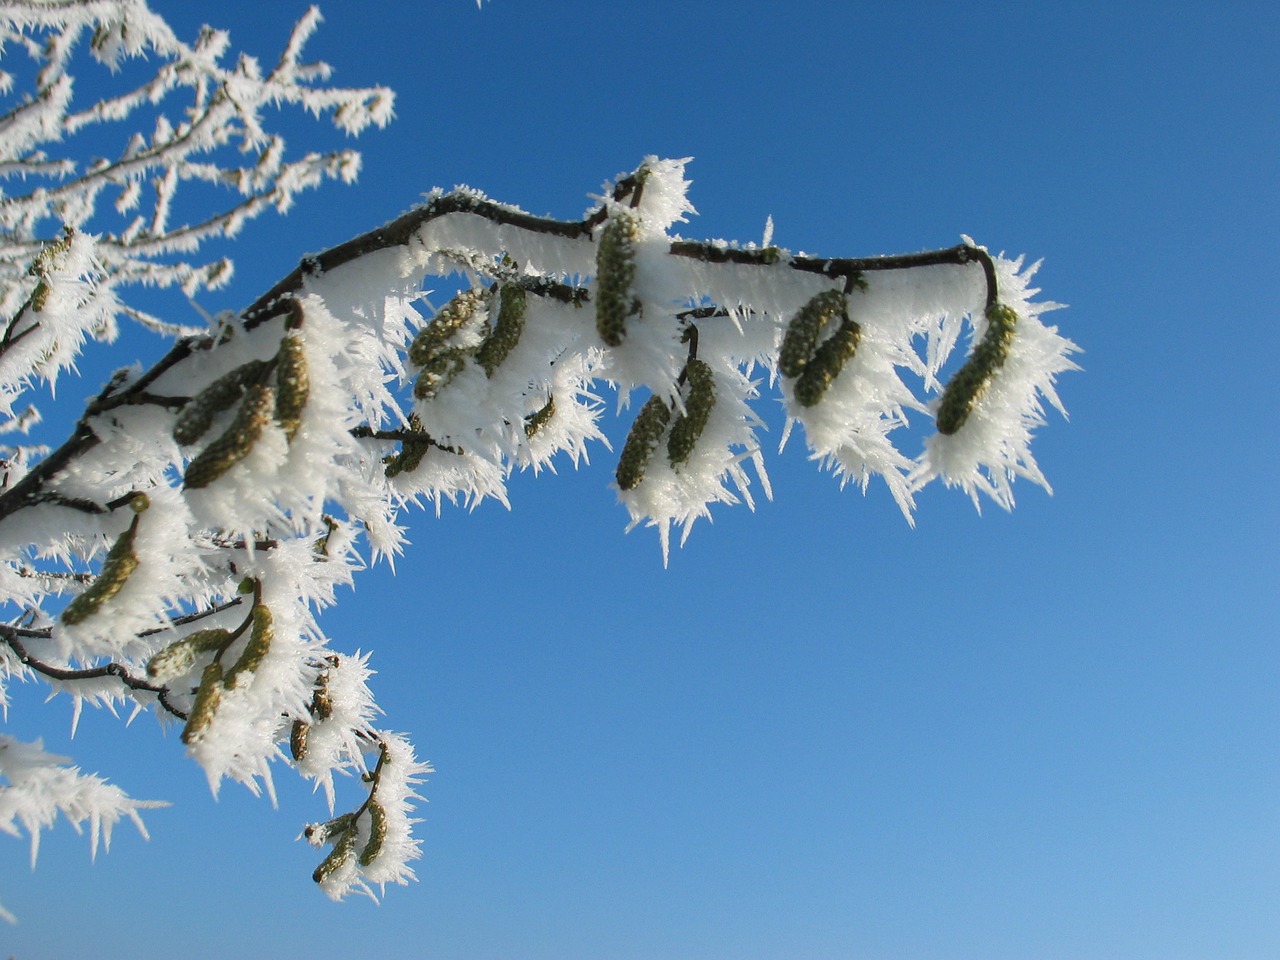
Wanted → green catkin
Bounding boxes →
[180,660,224,745]
[224,604,273,688]
[667,360,716,468]
[779,289,847,379]
[358,800,388,866]
[305,812,355,845]
[595,209,641,347]
[182,383,275,489]
[412,346,468,401]
[312,820,358,884]
[27,229,74,313]
[274,331,309,442]
[475,284,527,377]
[794,318,862,407]
[172,359,270,446]
[384,417,433,478]
[936,303,1019,435]
[615,395,672,491]
[407,288,485,367]
[146,627,232,681]
[523,395,555,439]
[60,497,147,625]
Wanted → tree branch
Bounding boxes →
[1,628,188,720]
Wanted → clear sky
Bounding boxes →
[3,2,1278,958]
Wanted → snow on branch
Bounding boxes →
[0,71,1078,908]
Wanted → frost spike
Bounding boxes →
[936,303,1019,435]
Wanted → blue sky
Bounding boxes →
[3,2,1278,958]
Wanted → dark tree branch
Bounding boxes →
[1,628,188,720]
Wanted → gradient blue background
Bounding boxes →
[3,2,1277,958]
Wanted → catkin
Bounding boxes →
[358,800,388,866]
[274,332,309,442]
[595,209,641,347]
[413,347,468,401]
[27,230,73,313]
[305,812,355,846]
[172,359,269,446]
[60,499,147,625]
[523,395,555,439]
[311,669,335,721]
[667,360,716,468]
[384,417,433,478]
[616,395,671,491]
[224,604,273,688]
[181,661,224,745]
[290,719,310,762]
[182,383,275,489]
[312,821,358,884]
[407,288,485,367]
[780,289,847,379]
[936,303,1019,435]
[475,284,526,376]
[146,627,231,681]
[794,318,861,407]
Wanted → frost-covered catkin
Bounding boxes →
[936,303,1018,435]
[794,317,861,408]
[780,289,847,379]
[172,360,270,446]
[410,288,487,401]
[183,383,275,489]
[616,396,672,490]
[524,395,555,439]
[667,360,715,467]
[59,495,148,625]
[359,800,387,866]
[595,209,641,346]
[146,628,231,681]
[384,416,434,478]
[312,820,358,883]
[275,332,310,442]
[224,604,273,688]
[475,284,526,376]
[181,661,225,745]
